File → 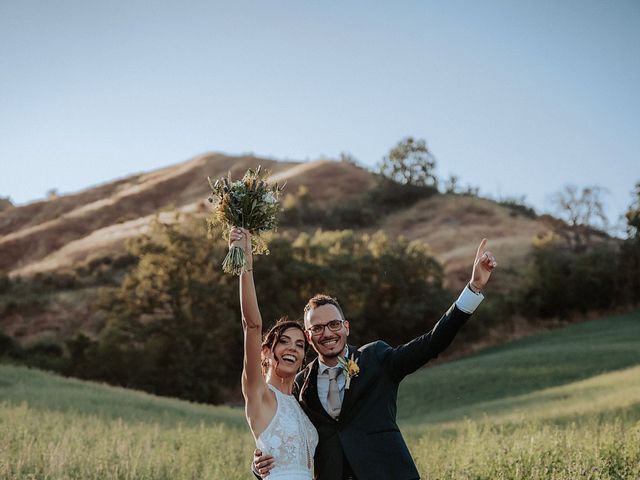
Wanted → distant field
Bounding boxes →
[398,310,640,423]
[1,311,639,479]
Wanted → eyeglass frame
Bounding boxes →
[305,319,346,336]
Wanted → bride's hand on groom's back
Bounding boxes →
[253,448,275,478]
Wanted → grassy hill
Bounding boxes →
[0,153,548,285]
[1,153,558,344]
[0,155,376,277]
[1,311,638,479]
[398,310,640,423]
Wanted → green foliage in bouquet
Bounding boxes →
[207,166,284,275]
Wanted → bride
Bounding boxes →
[229,227,318,480]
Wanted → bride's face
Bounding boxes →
[269,327,307,377]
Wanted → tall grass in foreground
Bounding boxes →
[1,401,638,479]
[412,419,640,480]
[1,312,639,478]
[0,401,253,480]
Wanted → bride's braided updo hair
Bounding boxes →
[261,317,309,375]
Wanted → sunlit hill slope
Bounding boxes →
[0,152,557,342]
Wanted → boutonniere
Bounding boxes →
[337,353,360,390]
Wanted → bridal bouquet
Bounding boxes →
[207,166,284,275]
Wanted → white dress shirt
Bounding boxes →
[317,347,348,415]
[456,284,484,314]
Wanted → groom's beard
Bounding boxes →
[316,336,346,360]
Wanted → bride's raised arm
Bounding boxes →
[229,227,267,405]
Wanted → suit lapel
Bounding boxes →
[338,345,362,420]
[298,358,335,424]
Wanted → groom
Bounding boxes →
[254,239,497,480]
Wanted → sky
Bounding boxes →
[1,0,638,231]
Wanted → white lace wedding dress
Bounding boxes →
[256,384,319,479]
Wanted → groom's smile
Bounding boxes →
[304,304,350,362]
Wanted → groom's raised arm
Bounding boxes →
[382,239,496,381]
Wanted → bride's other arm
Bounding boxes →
[230,228,268,425]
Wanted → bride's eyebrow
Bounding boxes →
[280,334,304,345]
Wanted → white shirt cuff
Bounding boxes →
[455,285,484,314]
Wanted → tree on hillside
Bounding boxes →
[549,184,609,251]
[91,215,241,403]
[379,137,438,188]
[339,152,361,167]
[443,174,460,194]
[58,218,453,404]
[620,182,640,305]
[0,196,13,211]
[625,182,640,240]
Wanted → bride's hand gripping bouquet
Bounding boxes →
[207,166,284,275]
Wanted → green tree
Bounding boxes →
[92,214,240,403]
[379,137,438,188]
[58,217,453,404]
[619,182,640,305]
[290,229,450,347]
[625,182,640,240]
[518,235,618,319]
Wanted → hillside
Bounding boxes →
[1,152,551,283]
[0,152,560,343]
[0,155,382,277]
[1,310,638,478]
[398,310,640,423]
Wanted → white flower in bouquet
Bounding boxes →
[263,191,277,204]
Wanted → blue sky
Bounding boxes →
[1,1,638,230]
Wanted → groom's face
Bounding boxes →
[304,304,349,359]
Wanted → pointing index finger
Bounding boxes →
[476,238,488,261]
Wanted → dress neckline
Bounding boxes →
[267,383,295,397]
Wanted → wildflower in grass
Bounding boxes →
[207,166,284,275]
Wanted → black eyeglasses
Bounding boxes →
[306,319,345,336]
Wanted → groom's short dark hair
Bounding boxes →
[304,294,345,321]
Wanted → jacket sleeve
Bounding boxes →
[378,303,472,382]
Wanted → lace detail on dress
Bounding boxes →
[256,384,319,479]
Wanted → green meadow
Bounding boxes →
[1,311,639,479]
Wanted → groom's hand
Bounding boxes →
[253,448,275,478]
[469,238,497,293]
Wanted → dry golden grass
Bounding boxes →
[2,155,380,277]
[0,154,290,274]
[380,194,552,289]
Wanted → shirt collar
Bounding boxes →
[317,346,349,376]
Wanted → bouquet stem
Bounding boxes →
[222,246,247,275]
